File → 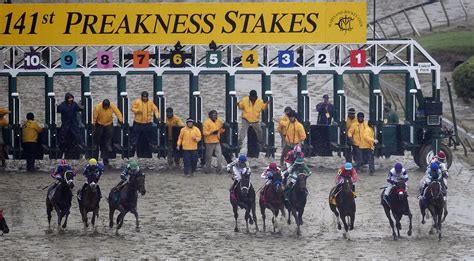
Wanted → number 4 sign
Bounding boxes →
[350,50,366,67]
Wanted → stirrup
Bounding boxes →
[352,192,357,198]
[330,196,336,205]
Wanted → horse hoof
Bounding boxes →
[234,227,239,232]
[421,220,425,224]
[429,230,434,235]
[408,230,412,236]
[337,224,342,230]
[393,235,398,241]
[62,224,67,229]
[343,232,347,239]
[135,227,140,232]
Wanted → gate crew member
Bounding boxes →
[131,91,160,151]
[383,102,399,124]
[203,110,225,173]
[0,107,10,168]
[237,90,269,151]
[22,112,42,172]
[177,118,202,177]
[316,94,334,125]
[277,107,292,166]
[345,108,357,163]
[57,92,83,149]
[93,99,123,165]
[165,107,184,169]
[348,112,368,168]
[281,110,306,163]
[357,120,376,175]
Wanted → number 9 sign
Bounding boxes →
[97,51,113,69]
[60,52,77,69]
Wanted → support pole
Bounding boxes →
[261,73,274,156]
[81,75,93,157]
[153,74,166,157]
[189,74,199,121]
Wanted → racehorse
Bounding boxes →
[77,176,101,231]
[0,209,9,235]
[329,175,356,239]
[230,170,259,233]
[286,173,308,236]
[259,171,285,233]
[108,173,146,233]
[420,180,446,241]
[46,170,75,230]
[381,180,412,240]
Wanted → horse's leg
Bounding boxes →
[46,200,53,229]
[287,207,291,225]
[442,201,448,223]
[260,203,266,232]
[291,209,301,236]
[109,205,115,228]
[341,215,349,239]
[251,203,259,232]
[298,207,304,226]
[131,208,140,232]
[233,204,239,232]
[62,208,70,229]
[437,209,442,241]
[384,206,396,240]
[420,201,426,224]
[330,205,341,230]
[117,211,128,230]
[407,210,413,236]
[394,213,402,239]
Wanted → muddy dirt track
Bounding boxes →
[0,155,473,259]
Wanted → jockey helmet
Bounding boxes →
[238,154,247,163]
[129,160,138,170]
[295,157,304,165]
[437,151,446,161]
[430,162,439,172]
[344,162,352,170]
[293,145,302,155]
[394,162,403,172]
[89,158,97,166]
[269,162,278,170]
[59,159,68,166]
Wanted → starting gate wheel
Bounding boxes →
[418,143,453,170]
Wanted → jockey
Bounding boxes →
[51,159,75,188]
[261,162,281,185]
[430,151,448,187]
[78,158,104,200]
[285,145,305,168]
[419,162,443,200]
[227,154,251,193]
[282,157,312,201]
[383,163,408,203]
[116,159,142,188]
[330,162,357,205]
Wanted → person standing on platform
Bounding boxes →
[237,90,269,151]
[348,112,368,167]
[177,118,202,177]
[277,106,292,166]
[384,102,399,124]
[281,110,307,163]
[57,92,83,150]
[22,112,42,172]
[203,110,225,173]
[131,91,160,152]
[166,107,185,169]
[316,94,334,125]
[345,108,357,163]
[93,99,123,166]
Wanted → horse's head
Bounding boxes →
[240,170,252,198]
[393,180,407,200]
[63,170,75,189]
[295,173,308,190]
[272,172,283,192]
[428,180,443,200]
[88,181,98,193]
[0,209,9,235]
[130,173,146,195]
[342,175,353,190]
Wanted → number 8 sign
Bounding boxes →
[97,51,113,69]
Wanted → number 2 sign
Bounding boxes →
[350,50,366,67]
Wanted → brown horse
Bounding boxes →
[420,180,446,241]
[259,172,285,233]
[329,175,355,239]
[286,173,308,236]
[230,171,259,233]
[0,209,9,235]
[108,173,146,234]
[77,180,101,231]
[381,180,412,240]
[46,170,75,230]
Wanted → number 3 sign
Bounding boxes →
[350,50,366,67]
[97,51,113,69]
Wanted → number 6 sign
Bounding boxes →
[350,50,366,67]
[97,51,113,69]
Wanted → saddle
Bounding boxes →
[48,184,58,201]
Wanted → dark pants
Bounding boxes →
[353,146,361,165]
[94,124,114,161]
[182,150,198,175]
[131,122,156,147]
[22,142,38,172]
[356,148,375,174]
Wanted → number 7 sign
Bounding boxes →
[350,50,366,67]
[133,50,149,68]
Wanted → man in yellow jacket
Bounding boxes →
[0,107,10,168]
[165,107,184,168]
[22,112,42,172]
[277,106,292,165]
[131,91,160,151]
[203,110,225,173]
[348,112,369,169]
[177,118,202,177]
[237,90,269,151]
[345,108,357,163]
[282,110,307,162]
[93,99,123,165]
[356,120,376,175]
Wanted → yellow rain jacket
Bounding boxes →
[285,120,307,145]
[93,101,123,126]
[0,117,7,127]
[238,96,267,123]
[131,99,160,124]
[22,120,42,143]
[166,115,185,141]
[361,126,375,150]
[348,120,369,147]
[277,114,290,136]
[203,118,225,144]
[177,126,202,150]
[346,117,357,133]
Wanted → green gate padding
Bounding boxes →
[310,125,333,156]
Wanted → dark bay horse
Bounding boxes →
[0,209,9,235]
[381,180,412,240]
[230,171,259,233]
[77,178,101,231]
[46,170,75,230]
[420,180,446,241]
[286,173,308,236]
[329,175,355,239]
[259,172,285,233]
[108,173,146,234]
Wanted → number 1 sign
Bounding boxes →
[350,50,366,67]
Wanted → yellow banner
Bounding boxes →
[0,2,366,46]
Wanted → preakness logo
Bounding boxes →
[328,10,364,34]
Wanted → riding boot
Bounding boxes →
[78,183,87,200]
[98,185,102,198]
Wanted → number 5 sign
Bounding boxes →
[206,51,221,68]
[350,50,366,67]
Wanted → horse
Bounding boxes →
[259,171,285,233]
[46,170,75,230]
[77,176,101,231]
[380,179,412,240]
[230,170,259,233]
[286,173,308,236]
[329,175,356,239]
[0,209,9,235]
[420,180,446,241]
[108,173,146,234]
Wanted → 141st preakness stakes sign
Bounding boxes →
[0,2,366,46]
